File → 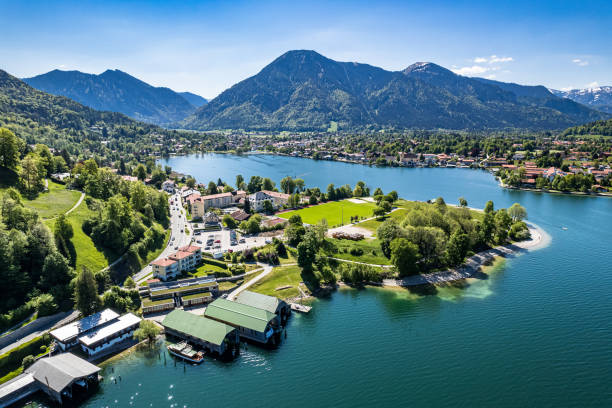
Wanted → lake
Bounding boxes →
[25,153,612,407]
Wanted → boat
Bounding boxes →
[167,341,204,364]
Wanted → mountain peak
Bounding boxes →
[402,62,453,76]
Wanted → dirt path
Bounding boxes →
[65,192,85,215]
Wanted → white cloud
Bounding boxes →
[587,81,599,88]
[485,74,497,79]
[474,57,487,63]
[473,55,513,64]
[572,58,589,66]
[560,86,574,92]
[452,65,490,76]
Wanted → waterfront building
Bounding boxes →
[204,298,279,344]
[0,353,100,406]
[234,291,291,325]
[77,313,142,356]
[50,309,119,351]
[161,310,239,357]
[162,179,175,193]
[191,191,247,217]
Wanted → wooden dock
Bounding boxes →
[289,303,311,313]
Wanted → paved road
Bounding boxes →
[134,192,192,283]
[227,263,273,300]
[0,311,80,355]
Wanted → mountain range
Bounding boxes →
[180,50,608,131]
[551,87,612,114]
[22,69,206,125]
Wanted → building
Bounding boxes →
[234,291,291,325]
[151,258,180,281]
[151,246,202,280]
[50,309,119,351]
[161,310,239,357]
[230,209,250,222]
[190,191,246,218]
[162,179,175,193]
[0,354,100,406]
[77,313,141,357]
[248,190,290,212]
[204,298,279,345]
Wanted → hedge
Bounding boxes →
[202,258,228,269]
[0,334,52,378]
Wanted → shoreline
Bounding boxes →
[381,222,549,288]
[498,179,612,198]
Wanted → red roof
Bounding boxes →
[261,190,291,200]
[169,251,192,260]
[179,245,201,253]
[151,258,176,267]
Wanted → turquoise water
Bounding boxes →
[25,154,612,407]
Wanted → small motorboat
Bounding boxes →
[167,341,204,364]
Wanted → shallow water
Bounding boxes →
[21,154,612,407]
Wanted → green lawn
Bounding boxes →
[189,262,230,277]
[278,199,377,227]
[23,181,81,219]
[250,265,309,299]
[43,198,111,272]
[323,238,390,265]
[358,208,409,233]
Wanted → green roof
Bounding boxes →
[234,291,284,314]
[161,310,235,346]
[204,298,277,333]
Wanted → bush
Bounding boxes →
[202,258,228,269]
[509,221,531,241]
[21,355,35,369]
[0,303,36,332]
[349,247,364,256]
[0,335,51,378]
[31,294,58,317]
[241,248,256,262]
[229,264,246,275]
[256,247,279,265]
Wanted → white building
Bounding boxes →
[78,313,141,356]
[248,190,290,212]
[50,309,119,351]
[191,190,246,218]
[151,246,202,281]
[162,180,175,193]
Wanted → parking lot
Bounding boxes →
[190,226,272,255]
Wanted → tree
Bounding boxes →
[288,214,302,225]
[377,219,404,258]
[353,185,364,197]
[19,154,43,194]
[373,206,386,219]
[186,177,196,188]
[133,320,160,345]
[285,224,306,246]
[280,176,296,194]
[508,203,527,222]
[207,181,218,195]
[262,200,274,214]
[262,178,275,191]
[236,174,244,189]
[0,128,21,170]
[380,200,392,213]
[484,200,495,213]
[74,267,102,316]
[458,197,468,207]
[123,276,136,289]
[22,355,36,369]
[373,187,383,196]
[223,214,238,229]
[134,164,147,181]
[390,238,419,276]
[326,184,336,200]
[297,233,318,272]
[494,209,512,244]
[445,232,469,266]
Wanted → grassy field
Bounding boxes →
[250,265,308,299]
[278,199,377,227]
[324,238,390,265]
[44,199,111,272]
[359,208,409,233]
[23,181,81,219]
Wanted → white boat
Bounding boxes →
[167,341,204,364]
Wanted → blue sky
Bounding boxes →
[1,0,610,98]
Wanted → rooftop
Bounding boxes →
[78,313,141,347]
[26,353,100,393]
[204,298,277,333]
[151,258,177,267]
[234,291,285,314]
[162,310,235,346]
[50,309,119,342]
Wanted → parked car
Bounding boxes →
[215,239,221,243]
[196,240,202,244]
[239,238,245,243]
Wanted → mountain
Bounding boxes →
[178,92,207,108]
[23,69,198,125]
[181,50,608,131]
[551,87,612,114]
[562,117,612,137]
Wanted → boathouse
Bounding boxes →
[49,309,119,351]
[204,298,279,344]
[161,310,238,356]
[0,353,100,406]
[234,291,291,325]
[78,313,141,357]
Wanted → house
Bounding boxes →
[162,180,175,193]
[50,309,120,351]
[248,190,290,212]
[50,172,71,182]
[230,209,250,222]
[234,291,291,325]
[161,310,239,357]
[204,298,280,345]
[0,353,101,405]
[77,313,141,357]
[121,175,139,182]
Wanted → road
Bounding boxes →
[134,192,192,283]
[227,263,273,300]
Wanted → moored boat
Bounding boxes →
[167,341,204,364]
